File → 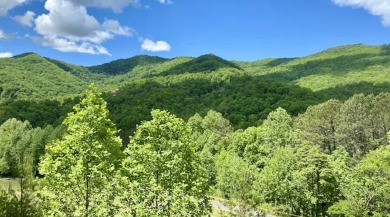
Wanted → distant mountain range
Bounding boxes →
[1,44,389,102]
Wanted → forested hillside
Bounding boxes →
[2,44,390,216]
[237,44,390,91]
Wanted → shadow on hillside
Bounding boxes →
[318,81,390,100]
[155,54,242,77]
[264,58,297,67]
[380,44,390,55]
[261,49,390,82]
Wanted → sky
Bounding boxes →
[1,0,390,66]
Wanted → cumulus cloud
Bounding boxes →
[0,52,13,58]
[332,0,390,26]
[13,11,35,27]
[102,19,133,36]
[0,0,28,16]
[141,38,171,52]
[34,36,110,55]
[158,0,173,4]
[33,0,133,55]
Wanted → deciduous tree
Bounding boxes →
[38,84,123,217]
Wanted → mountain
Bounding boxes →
[3,44,390,102]
[237,44,390,91]
[88,55,169,75]
[158,54,242,76]
[2,44,390,141]
[0,53,91,101]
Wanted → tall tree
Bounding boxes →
[121,109,210,216]
[38,84,123,217]
[294,99,342,154]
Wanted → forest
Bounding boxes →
[1,44,390,216]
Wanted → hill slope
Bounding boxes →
[237,44,390,91]
[88,55,169,75]
[0,53,91,101]
[158,54,242,76]
[3,44,390,101]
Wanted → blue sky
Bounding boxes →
[1,0,390,66]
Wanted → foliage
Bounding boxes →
[38,84,123,217]
[295,99,342,154]
[158,54,241,76]
[88,55,168,75]
[0,119,33,176]
[295,93,390,159]
[106,75,323,143]
[0,53,90,101]
[237,44,390,91]
[2,45,390,216]
[329,142,390,216]
[120,109,210,216]
[215,151,257,216]
[0,188,20,216]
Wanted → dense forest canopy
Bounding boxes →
[2,44,390,216]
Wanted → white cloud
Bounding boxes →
[0,52,13,58]
[33,36,110,55]
[103,19,133,36]
[33,0,133,55]
[158,0,173,4]
[13,11,35,27]
[141,38,171,52]
[332,0,390,26]
[69,0,140,12]
[0,0,28,16]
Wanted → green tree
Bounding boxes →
[329,141,390,216]
[215,150,257,216]
[294,99,342,154]
[336,94,375,158]
[0,118,33,176]
[244,107,298,169]
[38,84,123,217]
[0,188,19,216]
[120,109,210,216]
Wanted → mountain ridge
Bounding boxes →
[2,44,390,102]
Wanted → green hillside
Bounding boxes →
[88,55,169,75]
[4,44,390,102]
[237,44,390,91]
[0,53,91,101]
[158,54,241,76]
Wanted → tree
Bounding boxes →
[0,188,19,216]
[38,84,123,217]
[0,118,33,176]
[329,141,390,216]
[244,107,298,169]
[120,109,210,216]
[215,150,257,216]
[336,94,375,158]
[294,99,342,154]
[0,119,43,216]
[188,110,233,155]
